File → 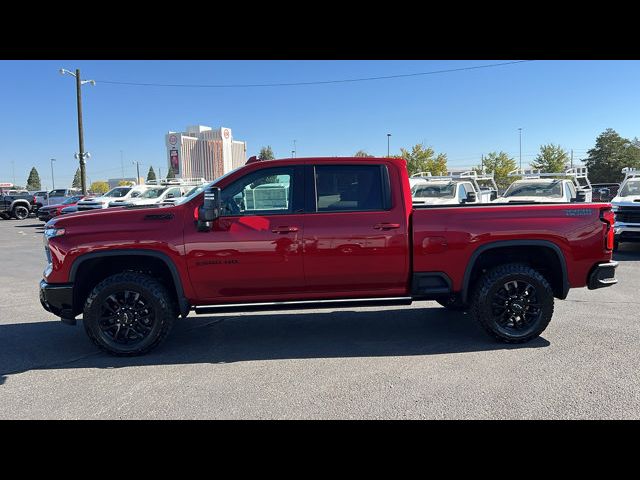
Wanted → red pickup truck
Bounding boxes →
[40,157,618,355]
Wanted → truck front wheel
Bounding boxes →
[471,263,554,343]
[11,205,30,220]
[83,272,177,356]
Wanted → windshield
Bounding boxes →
[619,179,640,197]
[412,182,456,198]
[172,165,245,205]
[103,187,132,198]
[62,195,82,205]
[140,187,167,199]
[503,180,563,198]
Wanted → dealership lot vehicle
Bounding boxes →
[40,157,616,356]
[35,188,81,209]
[592,183,620,202]
[611,168,640,249]
[0,217,638,419]
[0,189,36,220]
[76,185,152,211]
[410,170,498,205]
[496,167,593,203]
[37,195,85,222]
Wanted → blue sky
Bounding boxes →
[1,60,639,189]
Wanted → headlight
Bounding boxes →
[611,204,619,212]
[44,228,66,239]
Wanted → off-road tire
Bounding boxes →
[471,263,554,343]
[11,205,29,220]
[83,272,176,356]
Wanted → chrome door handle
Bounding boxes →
[272,226,299,233]
[373,223,401,230]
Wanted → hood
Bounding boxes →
[412,197,459,205]
[493,196,565,203]
[611,195,640,207]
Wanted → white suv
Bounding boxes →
[76,185,152,211]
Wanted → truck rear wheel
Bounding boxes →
[12,205,29,220]
[83,272,176,356]
[471,263,554,343]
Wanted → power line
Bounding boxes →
[94,60,534,88]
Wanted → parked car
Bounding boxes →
[109,185,186,207]
[37,195,85,222]
[496,167,592,203]
[35,188,81,209]
[409,170,498,206]
[0,190,36,220]
[59,205,79,215]
[76,185,152,211]
[40,156,617,356]
[611,168,640,249]
[592,183,620,202]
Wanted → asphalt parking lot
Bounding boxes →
[1,217,639,419]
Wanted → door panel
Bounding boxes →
[184,166,305,303]
[302,164,409,296]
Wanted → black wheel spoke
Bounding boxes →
[98,289,155,346]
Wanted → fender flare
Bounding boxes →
[69,249,190,316]
[9,199,31,211]
[461,240,569,303]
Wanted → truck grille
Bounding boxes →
[615,206,640,224]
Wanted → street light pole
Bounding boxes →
[518,128,523,170]
[387,133,391,157]
[60,68,95,195]
[50,158,56,190]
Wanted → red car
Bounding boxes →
[40,157,617,356]
[37,195,85,222]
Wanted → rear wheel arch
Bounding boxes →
[461,240,568,303]
[70,250,190,317]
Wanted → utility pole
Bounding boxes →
[134,161,140,183]
[387,133,391,157]
[50,158,56,190]
[75,69,87,195]
[518,128,523,170]
[571,149,574,169]
[481,154,484,170]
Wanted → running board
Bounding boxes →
[194,297,413,315]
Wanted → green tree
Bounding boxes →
[26,167,41,190]
[90,181,109,194]
[167,164,176,179]
[531,144,569,173]
[258,146,275,160]
[354,150,373,157]
[72,168,82,189]
[475,151,517,191]
[584,128,640,183]
[147,166,157,182]
[399,143,447,176]
[118,180,133,186]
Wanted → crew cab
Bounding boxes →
[0,188,36,220]
[410,170,498,206]
[76,185,152,211]
[496,167,593,203]
[40,157,618,356]
[611,167,640,249]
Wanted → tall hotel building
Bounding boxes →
[165,125,247,180]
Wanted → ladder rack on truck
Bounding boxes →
[508,167,592,191]
[410,170,498,196]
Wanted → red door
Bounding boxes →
[184,166,306,303]
[302,163,410,297]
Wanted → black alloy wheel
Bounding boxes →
[98,290,155,346]
[12,205,29,220]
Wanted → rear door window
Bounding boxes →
[314,165,386,212]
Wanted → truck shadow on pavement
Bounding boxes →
[0,306,550,385]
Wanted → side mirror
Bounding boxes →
[197,186,221,231]
[464,191,477,203]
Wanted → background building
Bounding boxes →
[165,125,247,181]
[108,177,138,189]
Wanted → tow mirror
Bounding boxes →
[464,191,477,203]
[197,186,221,231]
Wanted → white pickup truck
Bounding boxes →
[409,170,498,206]
[495,167,593,204]
[108,178,207,207]
[611,167,640,249]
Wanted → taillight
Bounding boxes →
[193,206,199,221]
[600,208,615,251]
